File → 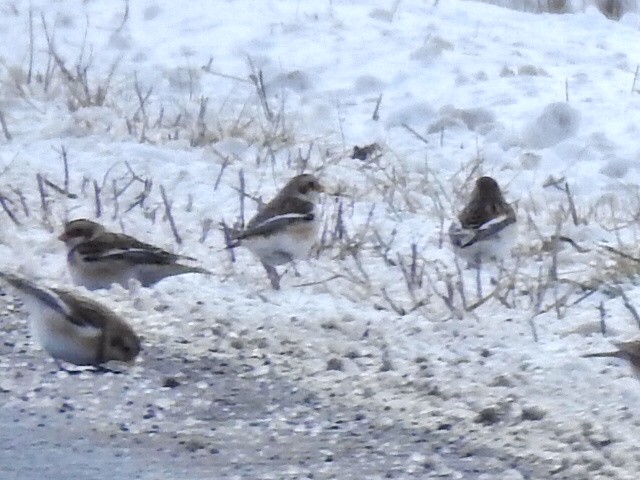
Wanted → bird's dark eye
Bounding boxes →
[110,337,127,351]
[299,182,312,194]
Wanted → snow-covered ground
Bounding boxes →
[1,0,640,478]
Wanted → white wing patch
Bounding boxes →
[449,214,516,249]
[250,212,313,231]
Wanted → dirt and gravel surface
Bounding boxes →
[0,291,548,480]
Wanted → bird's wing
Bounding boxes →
[50,288,111,331]
[114,234,196,261]
[0,272,73,319]
[449,213,516,248]
[73,237,184,265]
[234,196,315,241]
[248,196,313,227]
[235,212,315,240]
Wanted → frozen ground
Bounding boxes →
[2,0,640,478]
[0,300,549,480]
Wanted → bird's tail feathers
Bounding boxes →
[581,351,624,359]
[0,272,70,317]
[183,265,212,275]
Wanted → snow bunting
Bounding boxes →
[583,340,640,371]
[0,272,140,367]
[59,219,210,290]
[227,174,324,289]
[449,176,516,264]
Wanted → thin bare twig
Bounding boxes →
[600,244,640,263]
[618,288,640,330]
[160,184,182,244]
[401,123,429,145]
[239,169,246,228]
[42,178,77,199]
[27,7,34,84]
[133,72,153,122]
[93,179,102,217]
[0,111,12,141]
[293,274,343,288]
[372,94,382,121]
[112,179,120,220]
[247,59,273,122]
[59,145,70,193]
[115,0,130,34]
[598,301,606,336]
[380,287,405,316]
[0,194,20,225]
[213,155,230,190]
[36,174,48,213]
[10,187,29,217]
[564,182,579,226]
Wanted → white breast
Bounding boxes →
[242,214,320,266]
[25,297,102,365]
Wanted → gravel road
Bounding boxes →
[0,283,551,480]
[0,345,542,480]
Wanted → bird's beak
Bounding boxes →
[316,183,325,193]
[58,232,69,242]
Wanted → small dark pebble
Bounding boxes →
[59,402,74,413]
[162,377,180,388]
[351,143,379,161]
[143,409,156,420]
[326,358,343,371]
[183,439,206,452]
[210,448,220,455]
[521,406,545,421]
[476,406,501,425]
[380,358,393,372]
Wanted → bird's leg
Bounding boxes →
[261,261,282,290]
[290,260,301,277]
[475,254,483,299]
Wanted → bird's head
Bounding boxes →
[285,174,324,202]
[58,219,106,248]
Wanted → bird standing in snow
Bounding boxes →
[0,272,140,368]
[226,174,324,290]
[59,219,210,290]
[449,176,516,265]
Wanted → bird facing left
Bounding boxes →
[59,218,210,290]
[0,272,141,367]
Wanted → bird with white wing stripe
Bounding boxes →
[59,219,210,290]
[0,272,140,369]
[227,173,324,290]
[449,176,517,266]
